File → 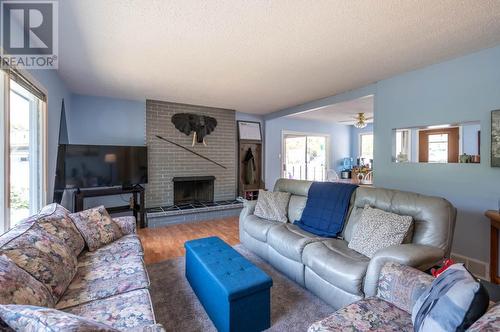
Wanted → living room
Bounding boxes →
[0,1,499,331]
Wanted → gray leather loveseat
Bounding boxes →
[239,178,457,309]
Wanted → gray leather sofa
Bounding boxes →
[239,178,457,309]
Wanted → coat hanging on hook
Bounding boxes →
[243,148,256,185]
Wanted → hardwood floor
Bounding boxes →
[137,217,240,264]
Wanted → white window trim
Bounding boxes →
[1,72,47,230]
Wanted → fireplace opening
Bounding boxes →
[173,176,215,205]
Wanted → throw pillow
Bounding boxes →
[412,263,489,332]
[69,206,123,252]
[0,225,77,302]
[22,204,85,257]
[254,190,291,223]
[0,304,118,332]
[0,255,55,307]
[348,206,413,258]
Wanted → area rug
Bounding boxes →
[147,244,334,331]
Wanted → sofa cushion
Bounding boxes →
[69,206,123,252]
[0,224,77,302]
[412,263,489,332]
[21,203,85,257]
[302,239,369,295]
[0,304,118,332]
[63,289,156,330]
[288,195,308,223]
[56,255,149,309]
[348,206,413,258]
[342,187,455,256]
[308,297,413,332]
[267,223,323,262]
[243,215,281,242]
[254,190,291,223]
[77,234,144,268]
[0,255,55,307]
[466,302,500,332]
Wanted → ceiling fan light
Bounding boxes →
[354,121,367,129]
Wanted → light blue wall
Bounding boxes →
[374,45,500,263]
[264,117,351,189]
[69,94,145,145]
[265,44,500,263]
[350,123,374,161]
[26,69,72,203]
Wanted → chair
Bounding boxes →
[326,170,339,182]
[363,171,373,183]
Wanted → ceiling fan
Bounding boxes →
[339,113,373,128]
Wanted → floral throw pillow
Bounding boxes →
[0,255,55,308]
[0,304,118,332]
[69,206,123,252]
[254,190,291,223]
[0,225,77,302]
[21,204,86,257]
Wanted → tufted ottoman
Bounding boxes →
[185,236,273,332]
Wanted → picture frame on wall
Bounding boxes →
[238,121,262,141]
[492,110,500,167]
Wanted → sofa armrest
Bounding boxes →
[376,262,434,313]
[113,216,137,235]
[363,243,443,297]
[239,200,257,224]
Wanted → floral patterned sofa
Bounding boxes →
[308,262,499,331]
[0,203,164,331]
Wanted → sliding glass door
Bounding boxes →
[282,132,328,181]
[1,71,46,230]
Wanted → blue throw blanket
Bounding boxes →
[295,182,358,237]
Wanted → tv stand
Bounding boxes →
[74,185,146,228]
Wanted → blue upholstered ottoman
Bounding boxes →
[185,236,273,332]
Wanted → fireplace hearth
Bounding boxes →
[173,176,215,205]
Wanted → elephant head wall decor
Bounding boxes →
[171,113,217,146]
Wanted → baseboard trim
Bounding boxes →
[450,252,489,281]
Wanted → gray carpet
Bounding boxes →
[147,245,334,331]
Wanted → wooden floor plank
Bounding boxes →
[137,217,240,264]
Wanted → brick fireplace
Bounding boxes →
[146,100,237,209]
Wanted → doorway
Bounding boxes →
[282,132,329,181]
[418,127,459,163]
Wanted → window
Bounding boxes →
[359,133,373,160]
[1,70,46,231]
[395,129,411,162]
[427,134,449,163]
[282,133,328,181]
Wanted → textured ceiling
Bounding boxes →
[58,1,500,114]
[288,96,373,124]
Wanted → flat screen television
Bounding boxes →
[54,144,147,191]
